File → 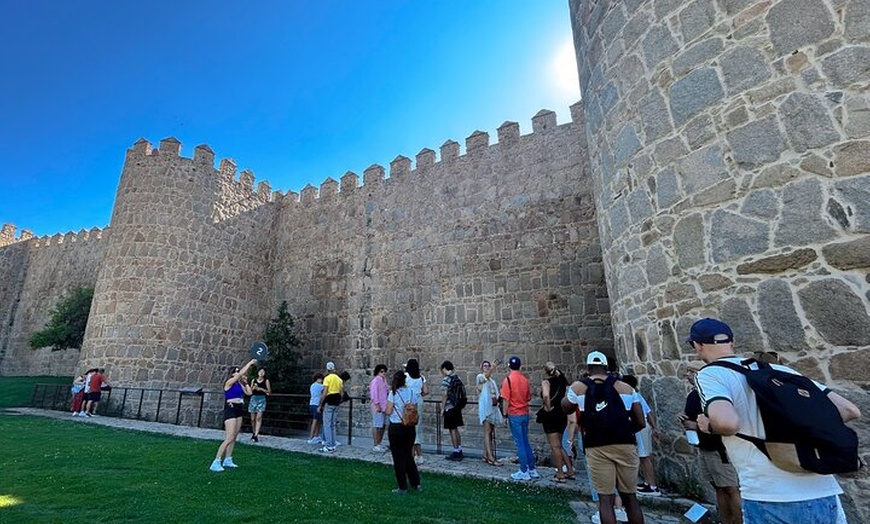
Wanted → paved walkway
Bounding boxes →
[13,408,711,523]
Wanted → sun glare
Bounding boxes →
[0,494,24,508]
[549,38,581,99]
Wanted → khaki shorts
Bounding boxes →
[586,444,639,495]
[699,449,739,488]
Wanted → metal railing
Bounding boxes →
[31,383,555,461]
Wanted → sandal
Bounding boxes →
[553,477,567,483]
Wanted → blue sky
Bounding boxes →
[0,1,580,238]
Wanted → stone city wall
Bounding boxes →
[0,227,107,376]
[272,108,610,397]
[569,0,870,519]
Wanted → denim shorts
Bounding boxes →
[743,495,838,524]
[309,404,322,421]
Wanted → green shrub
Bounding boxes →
[28,286,94,350]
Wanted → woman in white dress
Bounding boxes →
[476,360,503,466]
[404,358,428,464]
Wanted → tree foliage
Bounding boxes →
[29,286,94,351]
[262,301,303,393]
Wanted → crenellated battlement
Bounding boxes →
[29,227,107,248]
[119,104,582,216]
[272,104,582,206]
[0,224,105,250]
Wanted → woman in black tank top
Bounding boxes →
[540,362,574,482]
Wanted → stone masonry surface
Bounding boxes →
[569,0,869,521]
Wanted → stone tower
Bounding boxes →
[569,0,869,519]
[79,138,277,390]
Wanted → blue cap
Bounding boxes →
[508,356,521,370]
[687,318,734,345]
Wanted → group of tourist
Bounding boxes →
[70,315,860,523]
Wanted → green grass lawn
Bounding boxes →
[0,415,578,523]
[0,376,70,409]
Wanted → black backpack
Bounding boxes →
[706,359,860,475]
[447,375,467,410]
[580,375,636,449]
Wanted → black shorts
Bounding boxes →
[223,403,245,421]
[542,410,568,434]
[88,392,102,403]
[443,408,464,430]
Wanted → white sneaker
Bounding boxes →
[306,438,320,444]
[615,508,628,522]
[209,459,224,472]
[372,445,385,452]
[319,446,336,453]
[222,458,238,468]
[591,512,601,524]
[528,468,541,479]
[510,470,531,481]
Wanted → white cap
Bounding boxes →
[586,351,608,366]
[326,361,335,371]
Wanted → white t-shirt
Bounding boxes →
[404,374,426,407]
[387,387,418,425]
[696,356,842,502]
[309,382,324,406]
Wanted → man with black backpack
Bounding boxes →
[690,318,862,524]
[440,360,466,461]
[563,351,646,524]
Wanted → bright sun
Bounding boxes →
[549,38,581,98]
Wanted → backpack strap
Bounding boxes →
[702,358,772,458]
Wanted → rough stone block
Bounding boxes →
[627,187,655,222]
[767,0,835,56]
[822,237,870,270]
[669,68,725,125]
[845,0,870,42]
[640,90,672,141]
[740,188,779,219]
[720,46,772,95]
[710,210,770,263]
[737,248,817,274]
[821,47,870,89]
[721,297,764,352]
[614,125,642,166]
[834,140,870,177]
[645,244,670,285]
[779,93,840,153]
[775,178,837,246]
[719,0,757,15]
[845,94,870,138]
[677,145,729,195]
[655,167,682,210]
[643,24,680,69]
[674,213,706,268]
[751,163,802,188]
[798,279,870,346]
[679,0,716,42]
[673,38,724,77]
[726,115,788,167]
[834,176,870,233]
[830,350,870,382]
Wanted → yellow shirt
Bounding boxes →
[323,373,343,395]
